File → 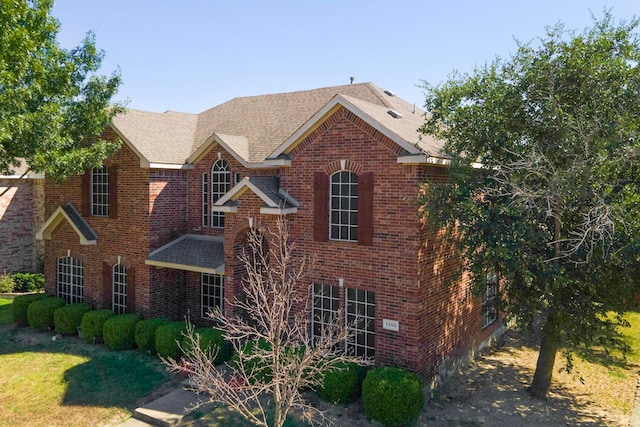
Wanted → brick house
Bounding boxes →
[0,161,44,274]
[37,82,503,382]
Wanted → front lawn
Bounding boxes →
[0,300,178,427]
[0,296,13,324]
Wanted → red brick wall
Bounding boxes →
[0,178,44,273]
[43,139,153,316]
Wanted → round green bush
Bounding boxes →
[135,318,172,353]
[103,313,141,350]
[318,361,365,404]
[27,297,65,330]
[232,339,273,384]
[362,367,424,427]
[0,274,15,293]
[54,303,90,335]
[155,322,187,359]
[181,327,231,365]
[12,272,45,292]
[80,309,116,344]
[12,293,47,325]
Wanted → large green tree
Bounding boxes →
[419,14,640,399]
[0,0,123,182]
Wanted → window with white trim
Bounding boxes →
[311,283,340,342]
[202,273,224,319]
[346,288,375,357]
[57,256,84,304]
[91,166,109,217]
[202,173,209,227]
[211,160,231,228]
[482,272,498,328]
[112,264,127,315]
[330,171,358,242]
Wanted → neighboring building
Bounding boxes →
[0,161,44,273]
[37,83,503,382]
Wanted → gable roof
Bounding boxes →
[109,82,445,168]
[214,176,299,215]
[36,203,97,245]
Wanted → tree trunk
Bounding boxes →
[528,317,559,399]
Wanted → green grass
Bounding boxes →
[0,321,176,427]
[0,296,13,325]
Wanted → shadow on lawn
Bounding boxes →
[0,323,175,409]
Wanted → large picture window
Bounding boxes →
[91,166,109,217]
[330,171,358,242]
[211,160,231,228]
[202,273,224,318]
[57,256,84,304]
[112,264,127,315]
[311,283,340,342]
[346,288,375,357]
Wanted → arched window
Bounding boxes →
[112,264,127,315]
[57,256,83,304]
[211,160,231,228]
[329,171,358,242]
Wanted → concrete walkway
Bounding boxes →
[118,379,205,427]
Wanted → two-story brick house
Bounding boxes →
[37,82,503,382]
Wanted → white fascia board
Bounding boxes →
[215,177,278,208]
[269,95,422,159]
[260,206,298,215]
[36,206,96,246]
[397,155,451,166]
[211,205,238,213]
[145,259,224,274]
[148,163,194,170]
[0,173,45,179]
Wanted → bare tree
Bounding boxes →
[164,217,368,427]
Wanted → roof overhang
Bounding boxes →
[36,203,97,245]
[188,133,291,169]
[268,95,424,160]
[213,176,299,215]
[146,234,225,274]
[397,155,451,166]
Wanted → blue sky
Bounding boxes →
[52,1,640,114]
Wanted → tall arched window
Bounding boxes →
[211,160,231,228]
[329,171,358,242]
[57,256,84,304]
[112,264,127,315]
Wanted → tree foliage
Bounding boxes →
[163,218,368,427]
[419,13,640,399]
[0,0,124,182]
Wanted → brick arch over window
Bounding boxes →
[314,167,373,246]
[323,160,364,176]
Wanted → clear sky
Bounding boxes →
[51,1,640,114]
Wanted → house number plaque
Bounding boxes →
[382,319,399,332]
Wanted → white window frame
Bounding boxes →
[202,173,209,227]
[57,256,84,304]
[211,160,231,228]
[91,165,109,217]
[482,272,498,328]
[311,283,340,342]
[329,171,358,242]
[202,273,224,319]
[346,288,375,358]
[112,264,127,315]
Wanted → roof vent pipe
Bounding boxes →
[350,76,355,84]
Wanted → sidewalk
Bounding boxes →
[118,379,205,427]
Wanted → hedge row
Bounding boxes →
[0,273,45,293]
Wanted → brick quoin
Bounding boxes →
[39,98,504,385]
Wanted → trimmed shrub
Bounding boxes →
[232,339,273,384]
[135,318,172,353]
[318,361,365,404]
[182,327,231,365]
[54,303,90,335]
[80,309,116,344]
[155,322,187,359]
[27,297,65,330]
[103,313,141,350]
[362,367,423,427]
[12,273,45,292]
[0,274,14,293]
[12,293,47,325]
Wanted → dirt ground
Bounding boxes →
[307,329,634,426]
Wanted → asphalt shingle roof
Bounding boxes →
[146,235,225,273]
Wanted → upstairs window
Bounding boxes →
[91,166,109,217]
[330,171,358,242]
[211,160,231,228]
